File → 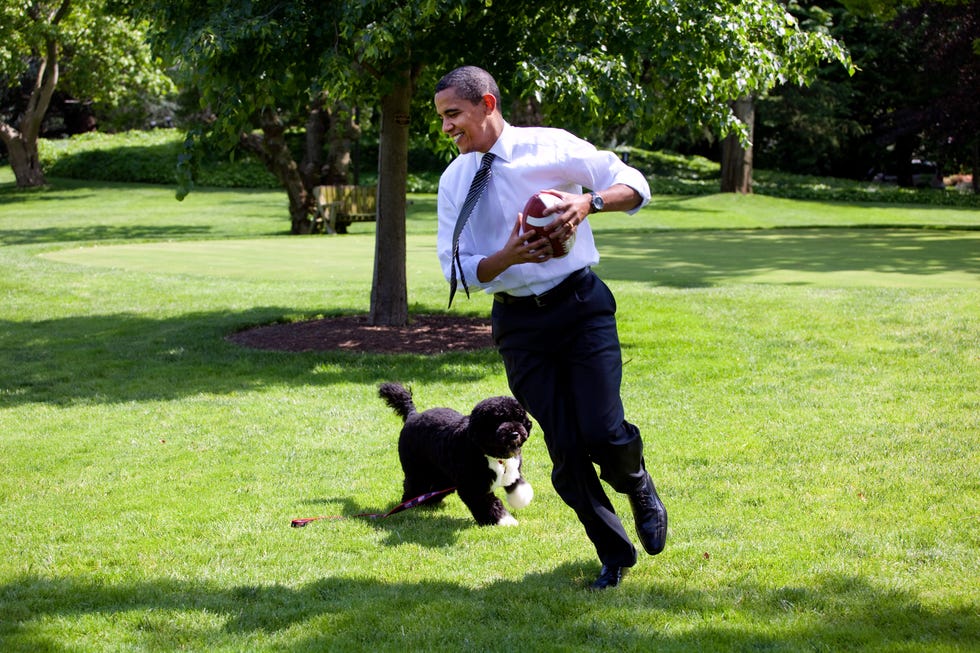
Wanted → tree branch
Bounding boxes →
[50,0,73,25]
[22,38,61,142]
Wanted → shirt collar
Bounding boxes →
[487,121,513,163]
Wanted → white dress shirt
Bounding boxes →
[437,123,651,297]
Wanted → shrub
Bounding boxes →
[623,145,980,208]
[39,130,278,188]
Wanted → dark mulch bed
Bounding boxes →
[227,314,493,354]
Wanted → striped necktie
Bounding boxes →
[448,152,496,308]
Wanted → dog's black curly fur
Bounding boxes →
[379,382,533,526]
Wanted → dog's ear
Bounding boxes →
[466,402,488,442]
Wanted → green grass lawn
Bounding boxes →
[1,166,978,651]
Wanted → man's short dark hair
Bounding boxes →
[435,66,501,107]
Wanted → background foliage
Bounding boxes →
[756,0,978,180]
[37,130,980,208]
[0,0,175,134]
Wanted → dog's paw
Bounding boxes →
[506,480,534,510]
[497,513,519,526]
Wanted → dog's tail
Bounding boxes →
[378,382,416,422]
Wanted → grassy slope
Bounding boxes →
[1,166,978,652]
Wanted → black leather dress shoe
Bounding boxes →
[629,473,667,555]
[589,565,626,591]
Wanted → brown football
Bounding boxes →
[520,190,575,258]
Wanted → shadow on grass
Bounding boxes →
[1,568,976,651]
[0,223,218,246]
[0,177,288,245]
[0,187,287,245]
[0,175,243,205]
[0,307,501,407]
[301,494,473,547]
[595,227,980,287]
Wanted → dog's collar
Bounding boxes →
[486,455,518,465]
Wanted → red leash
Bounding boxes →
[290,487,457,527]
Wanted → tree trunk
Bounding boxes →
[300,98,328,190]
[2,14,66,188]
[720,96,755,194]
[369,68,412,327]
[973,140,979,194]
[299,100,359,188]
[240,108,313,234]
[893,134,916,188]
[323,104,360,185]
[0,130,47,187]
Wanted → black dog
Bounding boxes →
[378,382,533,526]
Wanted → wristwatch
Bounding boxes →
[588,191,605,213]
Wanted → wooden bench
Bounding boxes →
[313,185,377,234]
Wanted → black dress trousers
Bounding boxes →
[491,270,646,567]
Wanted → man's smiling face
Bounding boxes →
[434,87,499,155]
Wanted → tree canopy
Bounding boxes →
[142,0,852,192]
[754,0,977,188]
[511,1,850,144]
[135,0,851,324]
[1,0,174,186]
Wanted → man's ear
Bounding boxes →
[482,93,497,114]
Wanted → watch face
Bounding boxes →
[591,193,604,212]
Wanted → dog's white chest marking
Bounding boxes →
[487,456,520,489]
